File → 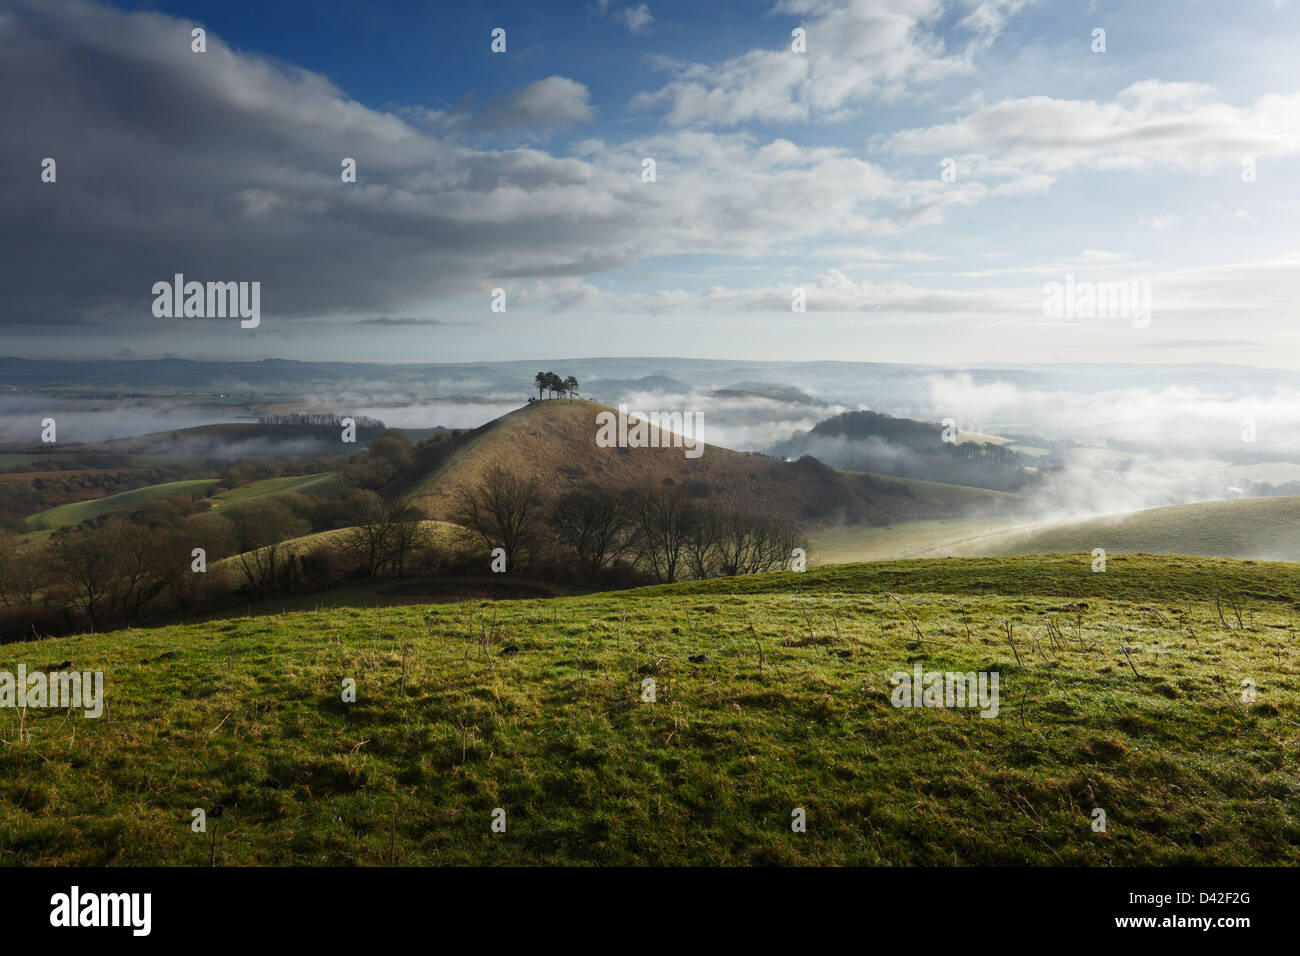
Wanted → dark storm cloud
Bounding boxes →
[0,0,647,334]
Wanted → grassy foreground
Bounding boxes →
[2,553,1298,865]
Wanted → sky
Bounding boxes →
[3,0,1300,366]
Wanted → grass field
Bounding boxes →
[2,553,1297,865]
[209,473,340,508]
[810,496,1300,565]
[973,496,1300,563]
[24,478,220,531]
[810,515,1038,563]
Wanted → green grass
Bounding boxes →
[24,478,220,531]
[2,553,1298,865]
[210,473,339,508]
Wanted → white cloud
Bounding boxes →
[632,0,1027,126]
[879,81,1300,176]
[617,4,654,32]
[596,1,654,34]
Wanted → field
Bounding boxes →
[209,473,340,508]
[24,478,220,532]
[810,497,1300,565]
[809,515,1038,563]
[2,553,1297,865]
[974,497,1300,563]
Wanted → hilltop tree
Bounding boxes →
[530,371,578,400]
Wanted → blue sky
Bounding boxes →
[5,0,1300,366]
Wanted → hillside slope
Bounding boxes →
[397,400,1009,528]
[769,408,1031,492]
[2,553,1296,866]
[4,422,387,463]
[25,478,219,531]
[973,496,1300,562]
[209,472,341,509]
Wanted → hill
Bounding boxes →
[24,478,220,531]
[973,497,1300,563]
[3,421,388,465]
[209,473,341,509]
[213,519,463,573]
[2,553,1296,865]
[769,409,1032,492]
[395,400,1005,528]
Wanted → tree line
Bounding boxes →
[452,467,807,584]
[257,413,386,429]
[0,447,809,642]
[532,372,580,400]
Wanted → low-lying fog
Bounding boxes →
[6,361,1299,526]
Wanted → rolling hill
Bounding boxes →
[21,473,343,535]
[209,472,341,509]
[214,519,463,572]
[972,496,1300,563]
[2,421,388,464]
[395,399,1009,528]
[2,553,1296,865]
[768,408,1032,492]
[24,478,220,531]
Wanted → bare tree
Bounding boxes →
[0,530,45,609]
[341,490,391,577]
[386,502,430,577]
[549,488,633,580]
[46,524,120,630]
[715,509,806,575]
[631,486,691,583]
[452,467,545,572]
[681,502,725,579]
[342,490,429,576]
[228,500,309,598]
[110,520,181,622]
